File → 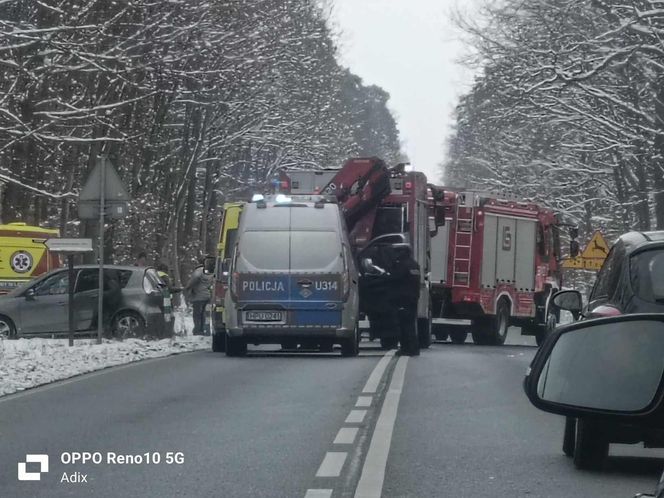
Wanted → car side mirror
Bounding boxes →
[552,290,583,313]
[24,288,35,300]
[524,314,664,417]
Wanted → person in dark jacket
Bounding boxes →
[387,244,421,356]
[185,257,213,336]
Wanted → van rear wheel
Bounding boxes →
[225,335,247,357]
[341,325,359,357]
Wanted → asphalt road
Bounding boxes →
[0,328,662,498]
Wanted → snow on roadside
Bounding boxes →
[0,311,209,397]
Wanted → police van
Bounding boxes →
[223,194,360,357]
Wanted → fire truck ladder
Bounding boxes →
[452,201,474,287]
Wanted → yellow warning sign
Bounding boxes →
[562,231,609,271]
[580,231,610,259]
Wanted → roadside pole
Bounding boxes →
[68,254,75,347]
[97,156,106,345]
[78,155,130,345]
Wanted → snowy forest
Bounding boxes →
[445,0,664,240]
[0,0,402,283]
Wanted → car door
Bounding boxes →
[18,270,71,334]
[74,268,99,330]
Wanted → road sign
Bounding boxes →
[45,238,94,253]
[580,231,609,259]
[78,200,129,220]
[79,160,130,202]
[562,230,609,271]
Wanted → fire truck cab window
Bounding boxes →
[537,224,546,256]
[373,206,405,238]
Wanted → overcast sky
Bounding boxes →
[331,0,478,182]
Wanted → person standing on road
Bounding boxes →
[388,244,421,356]
[185,257,213,336]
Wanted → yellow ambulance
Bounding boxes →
[211,202,243,352]
[0,222,61,294]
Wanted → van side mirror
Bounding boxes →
[24,288,35,300]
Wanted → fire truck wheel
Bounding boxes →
[488,300,510,345]
[380,337,399,349]
[417,317,432,349]
[432,325,448,341]
[449,330,468,344]
[0,315,16,339]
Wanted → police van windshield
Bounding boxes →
[237,231,341,271]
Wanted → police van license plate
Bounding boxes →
[245,311,283,322]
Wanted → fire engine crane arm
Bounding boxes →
[320,157,391,232]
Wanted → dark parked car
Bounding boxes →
[524,314,664,497]
[551,230,664,470]
[0,265,172,339]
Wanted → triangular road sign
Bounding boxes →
[581,230,609,259]
[79,157,131,202]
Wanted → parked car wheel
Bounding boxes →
[0,315,16,339]
[112,311,146,339]
[449,329,468,344]
[573,418,608,470]
[563,416,576,457]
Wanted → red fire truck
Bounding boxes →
[280,158,440,349]
[429,190,562,346]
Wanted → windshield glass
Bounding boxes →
[237,231,341,272]
[630,248,664,303]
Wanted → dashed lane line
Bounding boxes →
[355,396,372,408]
[333,427,359,445]
[354,355,409,498]
[304,489,333,498]
[316,452,348,478]
[345,409,367,424]
[361,350,395,394]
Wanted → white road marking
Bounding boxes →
[354,356,409,498]
[333,427,359,445]
[304,489,333,498]
[362,350,395,394]
[316,452,348,478]
[355,396,372,407]
[345,409,367,424]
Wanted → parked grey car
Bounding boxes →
[0,265,172,339]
